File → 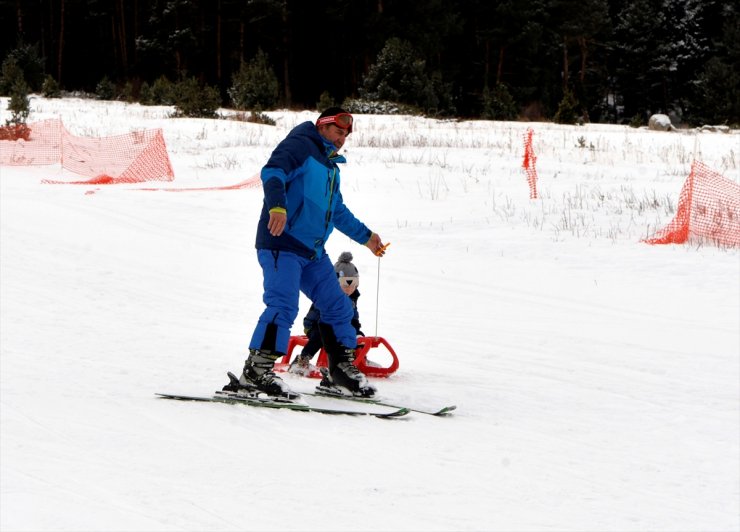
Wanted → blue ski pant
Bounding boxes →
[249,249,357,354]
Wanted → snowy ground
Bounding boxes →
[1,97,739,532]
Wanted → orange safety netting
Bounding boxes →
[522,128,538,199]
[137,174,261,192]
[644,161,740,247]
[0,118,174,184]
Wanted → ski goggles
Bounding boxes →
[316,113,353,133]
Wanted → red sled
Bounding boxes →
[275,335,400,378]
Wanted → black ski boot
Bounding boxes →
[331,347,376,397]
[224,349,298,400]
[318,323,376,398]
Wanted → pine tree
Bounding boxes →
[690,3,740,124]
[228,49,279,111]
[614,0,664,120]
[1,77,31,141]
[360,38,452,115]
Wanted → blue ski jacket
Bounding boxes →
[255,121,372,259]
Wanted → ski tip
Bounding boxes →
[155,392,211,402]
[376,407,411,418]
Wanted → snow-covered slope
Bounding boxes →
[1,97,738,531]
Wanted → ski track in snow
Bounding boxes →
[1,97,739,531]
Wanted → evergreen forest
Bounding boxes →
[1,0,738,125]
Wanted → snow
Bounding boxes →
[1,97,739,532]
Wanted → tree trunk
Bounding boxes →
[216,0,222,82]
[117,0,128,73]
[57,0,65,83]
[496,44,505,86]
[578,36,587,83]
[39,0,47,70]
[562,35,569,91]
[239,20,245,62]
[111,16,120,72]
[482,38,490,88]
[281,0,292,106]
[15,0,22,35]
[174,6,182,73]
[46,0,54,79]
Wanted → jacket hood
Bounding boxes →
[293,121,346,163]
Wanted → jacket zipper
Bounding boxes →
[324,167,336,229]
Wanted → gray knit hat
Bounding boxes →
[334,252,359,284]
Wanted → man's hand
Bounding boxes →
[365,233,388,256]
[268,210,287,236]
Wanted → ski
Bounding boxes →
[309,387,456,416]
[155,392,410,418]
[306,367,456,416]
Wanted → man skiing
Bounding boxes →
[226,107,386,399]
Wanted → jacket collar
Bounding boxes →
[293,121,347,164]
[326,146,346,164]
[318,131,346,163]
